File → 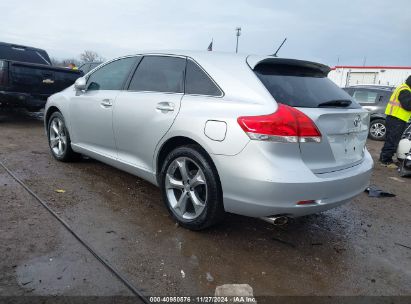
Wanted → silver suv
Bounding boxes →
[44,52,373,230]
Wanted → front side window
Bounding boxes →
[353,90,378,104]
[185,60,222,96]
[128,56,186,93]
[87,57,136,91]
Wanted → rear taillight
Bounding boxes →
[237,104,322,143]
[0,60,8,86]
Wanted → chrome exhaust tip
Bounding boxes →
[260,216,289,226]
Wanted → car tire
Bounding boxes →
[369,119,386,141]
[47,112,79,162]
[160,144,225,230]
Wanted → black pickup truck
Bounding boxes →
[0,42,83,111]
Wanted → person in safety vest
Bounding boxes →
[380,75,411,165]
[67,63,78,70]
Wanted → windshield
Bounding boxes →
[254,64,360,108]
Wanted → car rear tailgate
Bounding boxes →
[297,107,369,173]
[249,56,369,174]
[8,61,82,96]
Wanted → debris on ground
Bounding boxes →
[388,176,405,183]
[206,272,214,282]
[54,189,66,193]
[272,237,296,248]
[215,284,254,297]
[365,185,396,197]
[180,270,185,278]
[384,163,398,169]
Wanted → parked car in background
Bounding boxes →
[343,85,394,140]
[44,52,373,230]
[0,42,83,111]
[78,62,102,74]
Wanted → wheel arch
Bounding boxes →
[155,136,221,185]
[44,106,62,136]
[45,106,61,127]
[370,114,386,121]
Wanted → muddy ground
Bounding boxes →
[0,110,410,299]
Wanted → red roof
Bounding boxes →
[331,66,411,70]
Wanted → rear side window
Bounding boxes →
[87,57,136,91]
[185,60,222,96]
[254,64,360,108]
[353,90,378,104]
[128,56,186,93]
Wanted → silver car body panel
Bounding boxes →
[45,51,373,218]
[113,91,183,171]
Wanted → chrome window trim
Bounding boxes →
[84,54,137,79]
[124,90,184,96]
[84,53,225,98]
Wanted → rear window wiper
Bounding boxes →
[318,99,352,108]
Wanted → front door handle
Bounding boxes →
[100,99,113,108]
[156,102,174,112]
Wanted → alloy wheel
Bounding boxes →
[49,117,67,157]
[370,122,386,139]
[165,157,208,220]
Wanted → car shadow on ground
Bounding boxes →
[0,109,44,124]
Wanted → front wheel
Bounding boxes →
[47,112,79,162]
[160,145,225,230]
[369,119,386,141]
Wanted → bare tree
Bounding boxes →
[50,57,61,67]
[50,57,80,67]
[80,50,104,63]
[61,58,80,67]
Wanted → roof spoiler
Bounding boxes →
[247,56,331,76]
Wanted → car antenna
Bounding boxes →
[273,38,287,57]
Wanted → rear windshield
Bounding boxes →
[254,64,360,108]
[0,44,51,65]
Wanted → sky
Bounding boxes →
[1,0,410,67]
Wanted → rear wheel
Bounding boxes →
[47,112,79,161]
[160,145,225,230]
[369,119,386,141]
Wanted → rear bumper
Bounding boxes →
[212,142,374,218]
[0,91,47,109]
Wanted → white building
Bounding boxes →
[328,66,411,87]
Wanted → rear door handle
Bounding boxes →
[156,102,174,112]
[100,99,113,108]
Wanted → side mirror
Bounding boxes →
[74,77,87,91]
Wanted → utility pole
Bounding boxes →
[235,27,241,53]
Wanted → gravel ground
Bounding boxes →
[0,109,410,299]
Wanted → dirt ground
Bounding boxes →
[0,109,410,299]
